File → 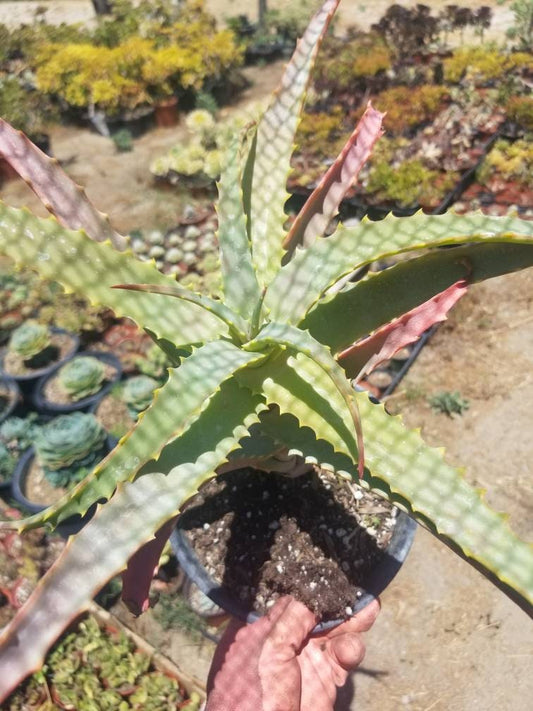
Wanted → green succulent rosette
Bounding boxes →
[58,355,106,401]
[122,375,158,416]
[9,321,50,359]
[34,412,107,488]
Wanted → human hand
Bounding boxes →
[206,596,380,711]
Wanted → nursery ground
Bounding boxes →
[1,3,532,710]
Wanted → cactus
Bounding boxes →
[57,355,106,402]
[8,321,50,361]
[122,375,158,417]
[34,413,107,489]
[2,0,533,698]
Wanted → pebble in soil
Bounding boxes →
[178,467,396,622]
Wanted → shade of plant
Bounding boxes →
[57,356,107,402]
[122,375,158,416]
[429,391,470,416]
[34,413,107,488]
[8,321,50,360]
[1,0,533,697]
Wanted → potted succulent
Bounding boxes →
[92,374,159,440]
[0,414,39,496]
[1,0,533,698]
[33,351,122,414]
[0,320,79,388]
[11,412,112,515]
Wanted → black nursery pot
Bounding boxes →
[0,328,79,394]
[170,488,417,634]
[10,436,117,537]
[0,374,21,425]
[33,351,122,414]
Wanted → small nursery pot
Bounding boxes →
[0,374,21,425]
[33,351,122,414]
[0,328,79,392]
[170,495,416,634]
[11,436,117,536]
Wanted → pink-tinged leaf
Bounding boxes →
[0,119,127,251]
[339,280,468,380]
[284,103,384,253]
[121,516,177,616]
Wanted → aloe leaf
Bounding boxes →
[339,280,468,379]
[0,202,227,346]
[265,210,533,325]
[0,119,127,251]
[283,103,384,254]
[217,139,262,320]
[245,321,364,473]
[114,282,249,343]
[121,516,178,615]
[0,378,263,698]
[3,341,267,532]
[301,242,533,354]
[257,396,533,611]
[248,0,339,285]
[238,349,360,472]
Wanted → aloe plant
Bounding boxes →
[1,0,533,697]
[8,321,50,360]
[34,413,107,488]
[57,355,106,401]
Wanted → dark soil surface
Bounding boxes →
[178,467,395,621]
[2,332,76,377]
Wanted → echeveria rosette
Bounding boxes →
[1,0,533,698]
[9,321,50,360]
[122,375,158,416]
[58,356,106,401]
[34,412,107,488]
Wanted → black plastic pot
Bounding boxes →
[170,504,416,634]
[0,328,79,395]
[10,435,117,536]
[33,351,122,415]
[0,374,21,425]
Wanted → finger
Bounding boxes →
[326,598,381,638]
[329,632,366,672]
[262,596,318,660]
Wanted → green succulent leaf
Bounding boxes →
[302,241,533,354]
[4,340,267,532]
[0,376,262,700]
[244,321,364,473]
[265,210,533,325]
[114,282,249,343]
[256,395,533,610]
[0,202,228,347]
[217,138,261,321]
[247,0,339,285]
[0,119,127,251]
[238,349,360,470]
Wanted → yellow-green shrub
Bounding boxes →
[444,47,533,84]
[478,139,533,188]
[373,85,448,135]
[506,96,533,131]
[315,32,392,89]
[366,158,456,208]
